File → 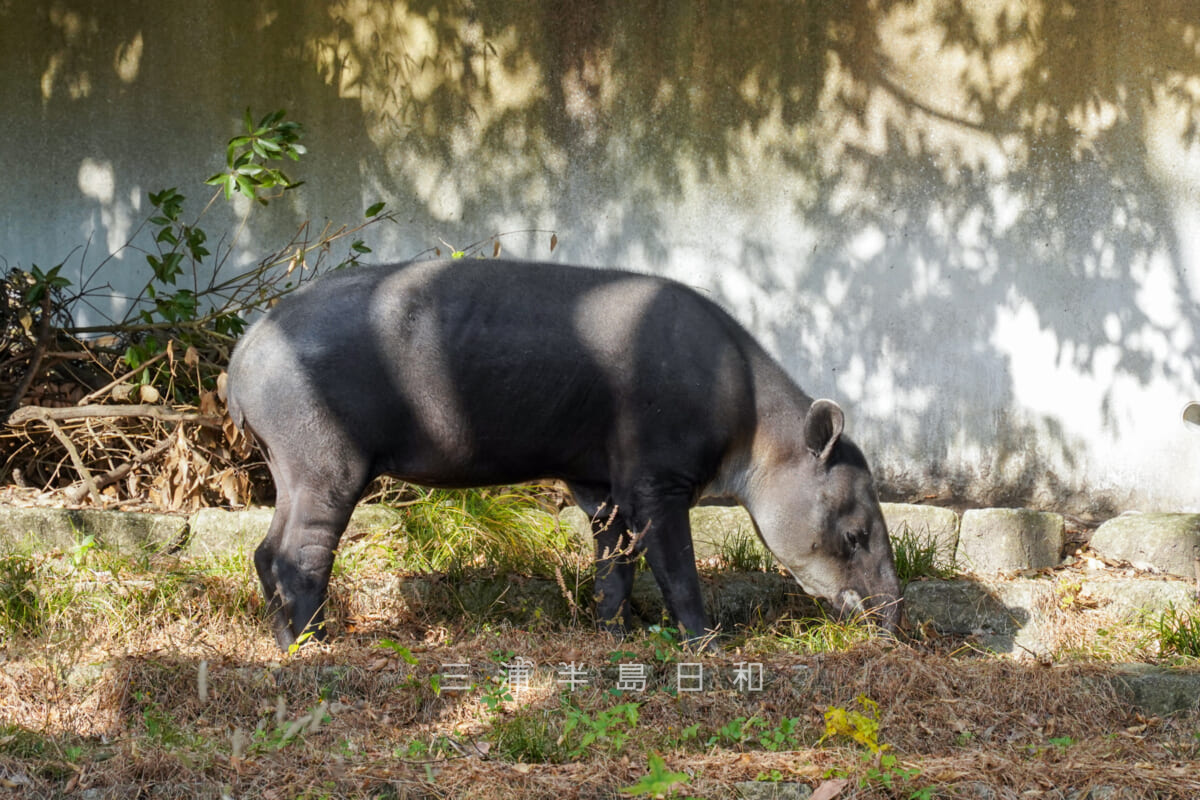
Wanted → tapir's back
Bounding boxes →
[228,259,765,488]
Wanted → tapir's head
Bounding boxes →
[754,399,902,633]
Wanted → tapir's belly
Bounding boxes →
[325,354,651,489]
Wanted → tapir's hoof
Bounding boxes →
[272,627,296,652]
[595,619,632,642]
[269,612,296,651]
[271,612,329,652]
[594,603,634,639]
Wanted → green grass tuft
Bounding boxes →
[490,705,571,763]
[0,552,44,639]
[1156,604,1200,659]
[717,527,774,572]
[890,521,956,586]
[341,487,581,578]
[745,612,877,655]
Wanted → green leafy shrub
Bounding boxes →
[621,754,692,798]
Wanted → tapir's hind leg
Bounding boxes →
[259,456,370,650]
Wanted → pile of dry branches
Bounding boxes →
[1,267,263,510]
[2,390,256,510]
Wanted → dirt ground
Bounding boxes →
[2,548,1200,800]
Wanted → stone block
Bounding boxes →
[957,508,1064,573]
[690,505,758,559]
[1107,664,1200,715]
[186,507,274,556]
[0,506,187,554]
[881,503,960,570]
[346,504,406,535]
[1077,577,1195,620]
[1089,513,1200,579]
[186,504,409,557]
[559,504,761,561]
[904,577,1054,656]
[557,506,594,539]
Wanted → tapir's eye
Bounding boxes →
[842,528,868,554]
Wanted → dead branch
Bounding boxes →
[6,404,222,428]
[62,432,175,505]
[3,291,52,422]
[41,416,101,504]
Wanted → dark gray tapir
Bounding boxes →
[227,259,902,649]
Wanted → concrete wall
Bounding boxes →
[4,1,1200,513]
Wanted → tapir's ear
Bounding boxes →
[804,399,845,463]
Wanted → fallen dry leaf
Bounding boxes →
[810,778,848,800]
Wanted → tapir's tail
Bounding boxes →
[222,369,246,432]
[224,378,269,460]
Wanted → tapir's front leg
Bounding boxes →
[261,472,366,649]
[272,531,339,646]
[631,491,711,644]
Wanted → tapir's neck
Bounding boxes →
[705,350,813,511]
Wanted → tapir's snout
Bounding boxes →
[867,592,904,635]
[869,554,905,635]
[834,588,903,634]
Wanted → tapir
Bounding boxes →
[226,259,902,649]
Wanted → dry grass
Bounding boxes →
[2,544,1200,800]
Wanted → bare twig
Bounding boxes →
[76,350,170,405]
